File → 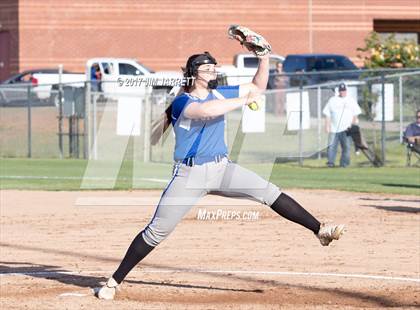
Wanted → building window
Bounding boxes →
[374,20,420,44]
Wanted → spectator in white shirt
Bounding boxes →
[323,83,362,167]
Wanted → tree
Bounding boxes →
[357,32,420,68]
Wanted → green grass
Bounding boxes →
[1,158,418,195]
[269,164,419,195]
[0,158,172,190]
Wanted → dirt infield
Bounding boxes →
[1,189,419,309]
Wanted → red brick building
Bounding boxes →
[0,0,419,80]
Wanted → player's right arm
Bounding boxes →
[323,99,332,133]
[184,92,260,119]
[324,118,331,133]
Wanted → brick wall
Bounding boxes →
[3,0,420,74]
[0,0,19,75]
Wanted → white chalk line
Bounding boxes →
[1,269,419,284]
[0,175,168,183]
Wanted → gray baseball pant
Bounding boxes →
[142,157,282,247]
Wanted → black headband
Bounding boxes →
[184,52,217,78]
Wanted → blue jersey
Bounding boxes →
[404,122,420,138]
[171,85,240,162]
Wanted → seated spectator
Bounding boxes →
[404,109,420,154]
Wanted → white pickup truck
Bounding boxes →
[217,53,284,85]
[32,58,182,101]
[29,54,284,102]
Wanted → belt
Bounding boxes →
[178,154,227,167]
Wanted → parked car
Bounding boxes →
[0,69,73,106]
[217,53,285,85]
[1,69,73,85]
[34,58,182,106]
[281,54,361,87]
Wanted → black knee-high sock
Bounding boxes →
[270,193,320,234]
[112,232,155,284]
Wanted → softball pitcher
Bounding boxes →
[97,30,344,300]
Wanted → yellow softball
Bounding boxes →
[248,101,259,111]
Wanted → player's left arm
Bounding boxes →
[239,54,270,96]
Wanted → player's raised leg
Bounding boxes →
[213,160,344,245]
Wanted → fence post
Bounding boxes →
[69,115,73,157]
[58,64,63,159]
[92,92,97,160]
[83,81,90,160]
[298,76,303,166]
[399,75,403,144]
[76,115,80,158]
[143,94,151,163]
[27,85,32,158]
[317,86,321,160]
[380,73,386,165]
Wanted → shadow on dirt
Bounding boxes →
[359,197,420,203]
[380,183,420,189]
[360,204,420,213]
[0,259,417,307]
[0,261,261,293]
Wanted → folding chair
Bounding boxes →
[404,138,420,167]
[347,125,383,167]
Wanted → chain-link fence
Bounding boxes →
[0,81,86,158]
[149,68,420,167]
[1,69,419,167]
